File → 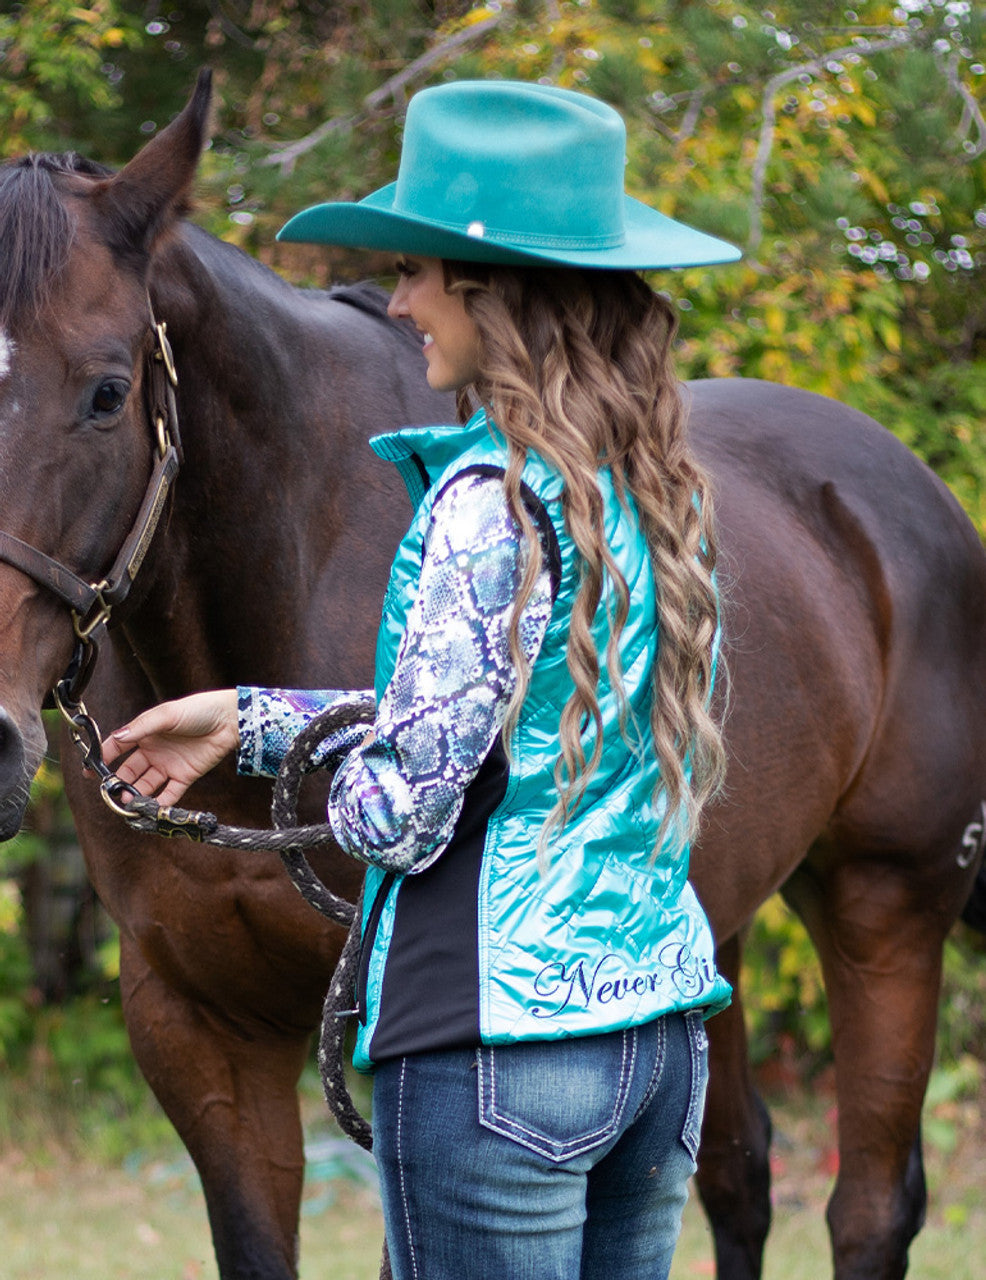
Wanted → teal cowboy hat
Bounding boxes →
[278,79,740,269]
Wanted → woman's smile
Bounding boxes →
[387,256,482,393]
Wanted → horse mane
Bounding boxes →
[328,280,423,349]
[0,152,111,329]
[0,155,420,349]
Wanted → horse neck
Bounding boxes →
[123,226,421,698]
[152,224,333,459]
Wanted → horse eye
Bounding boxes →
[91,378,129,418]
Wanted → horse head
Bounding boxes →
[0,71,213,838]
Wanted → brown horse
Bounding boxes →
[1,72,984,1280]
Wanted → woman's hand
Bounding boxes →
[103,689,240,806]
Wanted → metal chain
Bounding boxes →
[54,688,372,931]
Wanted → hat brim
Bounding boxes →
[277,183,740,270]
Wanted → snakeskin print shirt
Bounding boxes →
[237,471,553,874]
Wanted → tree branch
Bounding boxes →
[939,50,986,159]
[263,6,511,174]
[748,33,910,252]
[645,86,710,145]
[678,86,707,144]
[206,0,255,50]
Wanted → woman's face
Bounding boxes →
[387,256,482,393]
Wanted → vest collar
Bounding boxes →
[370,408,498,507]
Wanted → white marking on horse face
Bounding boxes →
[0,331,22,486]
[0,328,14,381]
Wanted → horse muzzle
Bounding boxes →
[0,705,43,840]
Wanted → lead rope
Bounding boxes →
[269,709,393,1280]
[58,693,392,1279]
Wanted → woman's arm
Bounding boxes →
[326,471,552,873]
[102,473,552,855]
[236,687,376,777]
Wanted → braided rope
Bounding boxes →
[270,705,375,1147]
[97,700,379,1139]
[77,697,392,1276]
[270,705,392,1280]
[109,701,376,941]
[269,701,377,927]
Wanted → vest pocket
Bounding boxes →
[477,1030,635,1163]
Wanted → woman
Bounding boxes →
[107,79,738,1280]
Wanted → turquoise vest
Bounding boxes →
[353,409,730,1070]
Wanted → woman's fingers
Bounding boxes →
[96,689,239,811]
[109,756,174,799]
[103,690,239,775]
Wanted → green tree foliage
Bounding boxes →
[1,0,985,1081]
[0,0,143,151]
[449,5,985,440]
[5,4,982,403]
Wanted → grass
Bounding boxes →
[0,1145,383,1280]
[1,1068,985,1279]
[0,1079,385,1280]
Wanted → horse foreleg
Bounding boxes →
[785,860,945,1280]
[119,934,310,1280]
[694,934,772,1280]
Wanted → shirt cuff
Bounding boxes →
[236,686,375,778]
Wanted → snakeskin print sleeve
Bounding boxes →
[237,687,376,778]
[326,471,552,874]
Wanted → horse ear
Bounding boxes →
[97,68,213,257]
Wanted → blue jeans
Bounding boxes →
[371,1010,709,1280]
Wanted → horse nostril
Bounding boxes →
[0,708,26,796]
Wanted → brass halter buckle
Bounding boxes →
[153,319,178,388]
[151,320,179,458]
[71,581,113,642]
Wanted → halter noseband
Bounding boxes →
[0,302,181,708]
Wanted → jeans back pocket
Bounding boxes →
[477,1030,636,1164]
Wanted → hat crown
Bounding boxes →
[392,81,627,250]
[276,78,741,270]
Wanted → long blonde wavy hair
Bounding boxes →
[445,261,725,858]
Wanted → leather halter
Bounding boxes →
[0,302,182,706]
